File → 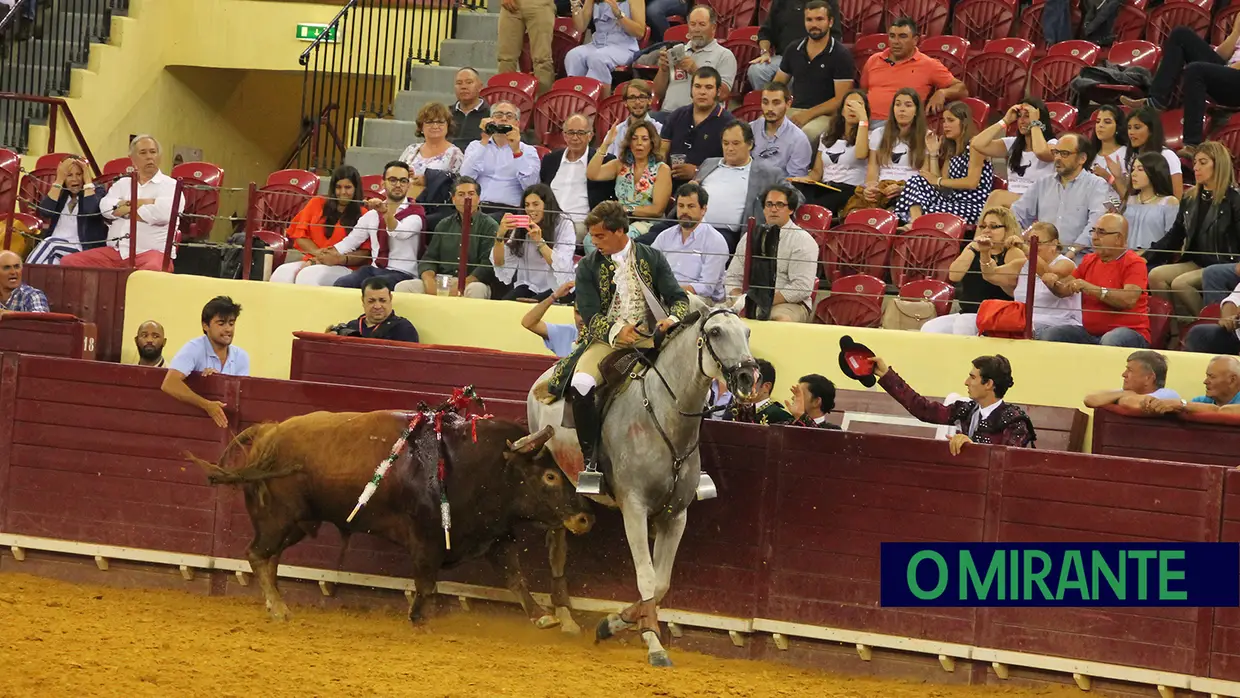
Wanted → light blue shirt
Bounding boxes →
[750,117,813,179]
[700,161,752,231]
[460,140,541,207]
[544,323,580,358]
[169,335,251,377]
[1147,387,1181,400]
[1011,169,1114,248]
[651,223,730,301]
[1192,392,1240,405]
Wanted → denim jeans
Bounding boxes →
[1037,324,1150,347]
[1183,324,1240,354]
[644,0,687,43]
[1202,262,1240,306]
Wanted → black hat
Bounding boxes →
[839,335,878,388]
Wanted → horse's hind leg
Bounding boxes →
[246,514,308,621]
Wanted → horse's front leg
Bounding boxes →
[651,507,688,605]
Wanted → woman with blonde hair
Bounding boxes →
[399,102,465,195]
[1145,141,1240,322]
[983,221,1082,337]
[921,205,1026,334]
[895,100,993,226]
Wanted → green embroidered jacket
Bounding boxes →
[727,399,796,426]
[547,242,689,397]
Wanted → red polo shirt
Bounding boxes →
[860,49,957,121]
[1073,250,1151,342]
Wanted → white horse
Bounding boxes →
[527,306,758,666]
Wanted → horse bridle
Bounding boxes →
[631,307,758,472]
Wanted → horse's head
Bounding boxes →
[690,307,760,401]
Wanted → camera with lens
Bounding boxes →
[485,122,515,135]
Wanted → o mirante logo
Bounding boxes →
[880,543,1240,607]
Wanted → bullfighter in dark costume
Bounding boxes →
[871,353,1037,452]
[544,201,690,492]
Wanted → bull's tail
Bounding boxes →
[186,423,302,485]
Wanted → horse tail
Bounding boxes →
[186,423,301,485]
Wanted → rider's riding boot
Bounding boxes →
[571,387,604,495]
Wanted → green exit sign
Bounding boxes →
[296,23,340,43]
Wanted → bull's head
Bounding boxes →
[505,425,594,535]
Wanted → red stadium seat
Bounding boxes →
[844,208,898,235]
[664,24,691,44]
[822,222,897,283]
[1145,1,1210,46]
[360,174,385,199]
[170,161,224,241]
[256,169,320,236]
[710,0,759,34]
[910,212,966,239]
[949,0,1014,50]
[522,19,582,78]
[1045,102,1078,132]
[982,37,1034,64]
[960,97,992,129]
[723,34,761,94]
[1162,108,1186,151]
[795,204,833,245]
[1112,3,1148,42]
[1015,0,1083,50]
[890,218,963,286]
[253,229,290,269]
[992,173,1007,190]
[850,34,889,78]
[480,85,535,131]
[899,278,955,317]
[1216,5,1240,46]
[533,88,600,150]
[757,0,772,24]
[964,50,1029,115]
[1047,40,1100,64]
[732,90,764,122]
[814,273,886,327]
[1030,56,1088,105]
[887,0,950,37]
[727,26,760,42]
[552,76,606,102]
[487,72,539,99]
[595,94,628,143]
[838,0,885,43]
[0,148,18,217]
[17,157,66,215]
[534,145,552,159]
[920,35,970,77]
[1148,295,1174,350]
[1179,303,1222,345]
[1086,40,1162,102]
[94,157,135,194]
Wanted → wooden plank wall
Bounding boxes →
[3,351,1240,685]
[0,316,91,359]
[1092,406,1240,466]
[20,266,130,363]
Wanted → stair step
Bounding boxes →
[406,65,497,95]
[27,38,92,66]
[455,12,499,42]
[0,65,70,95]
[344,146,405,177]
[58,12,111,42]
[359,118,419,152]
[392,90,459,122]
[438,38,498,68]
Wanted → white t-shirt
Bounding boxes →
[1001,135,1057,195]
[869,127,918,182]
[1089,144,1128,177]
[818,137,868,186]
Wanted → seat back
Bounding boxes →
[887,0,950,36]
[1108,40,1160,71]
[0,148,19,217]
[664,24,691,44]
[1045,102,1078,132]
[1030,55,1088,104]
[850,33,889,76]
[950,0,1014,49]
[480,85,536,131]
[889,227,960,286]
[533,89,600,150]
[595,94,629,144]
[95,157,135,194]
[822,224,895,283]
[982,37,1034,64]
[1047,40,1100,64]
[1145,2,1210,46]
[795,204,833,246]
[487,72,539,99]
[964,52,1029,115]
[1161,109,1186,151]
[1147,295,1174,350]
[170,161,225,241]
[814,273,886,327]
[839,0,885,42]
[844,208,897,235]
[257,169,321,235]
[920,35,971,77]
[899,278,955,316]
[723,37,761,94]
[18,167,58,215]
[360,174,386,199]
[552,76,606,102]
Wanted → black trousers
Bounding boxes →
[1184,323,1240,354]
[1150,27,1240,145]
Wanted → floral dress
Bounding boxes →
[399,142,465,177]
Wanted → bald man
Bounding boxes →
[0,250,50,318]
[1038,212,1152,347]
[134,320,167,367]
[1011,133,1115,257]
[1140,356,1240,415]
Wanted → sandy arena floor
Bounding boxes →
[0,572,1084,698]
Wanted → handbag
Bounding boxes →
[976,299,1026,338]
[881,297,936,331]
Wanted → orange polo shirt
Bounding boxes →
[860,49,958,121]
[286,196,369,263]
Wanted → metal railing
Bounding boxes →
[0,93,101,175]
[0,0,128,152]
[295,0,458,173]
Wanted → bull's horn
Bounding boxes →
[508,424,555,453]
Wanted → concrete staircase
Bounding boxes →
[344,0,502,175]
[0,2,122,152]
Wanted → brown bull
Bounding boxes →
[188,410,594,625]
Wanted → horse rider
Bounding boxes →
[546,201,691,494]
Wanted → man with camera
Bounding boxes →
[646,6,735,115]
[327,276,419,342]
[723,183,818,322]
[460,101,542,220]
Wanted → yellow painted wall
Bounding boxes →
[19,0,453,237]
[123,272,1220,451]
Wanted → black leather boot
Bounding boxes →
[569,387,603,494]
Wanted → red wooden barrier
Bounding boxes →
[1092,405,1240,466]
[18,266,130,363]
[2,351,1240,690]
[0,312,97,359]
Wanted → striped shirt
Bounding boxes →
[0,284,50,313]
